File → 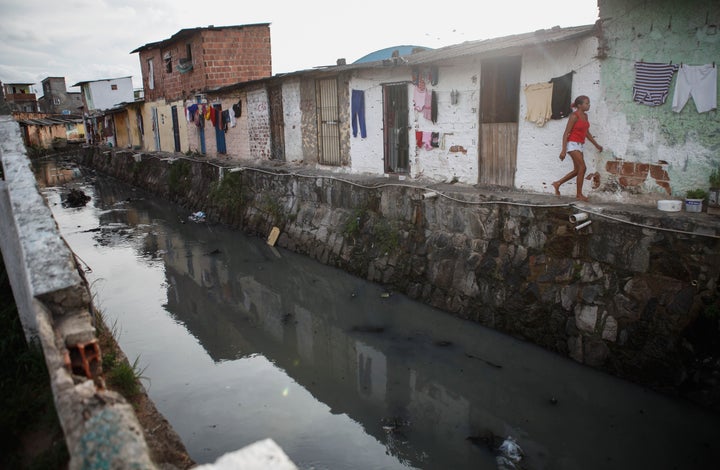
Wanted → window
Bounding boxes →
[164,52,172,73]
[147,58,154,90]
[53,97,60,104]
[111,84,118,91]
[186,44,192,62]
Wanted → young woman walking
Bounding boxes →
[552,95,603,202]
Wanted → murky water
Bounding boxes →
[40,162,720,470]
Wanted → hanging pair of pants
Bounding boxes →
[351,89,367,138]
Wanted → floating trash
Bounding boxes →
[188,211,206,223]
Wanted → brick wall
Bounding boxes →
[138,25,271,103]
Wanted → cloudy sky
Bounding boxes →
[0,0,599,97]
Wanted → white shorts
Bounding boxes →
[567,141,584,152]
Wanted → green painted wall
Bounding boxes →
[599,0,719,196]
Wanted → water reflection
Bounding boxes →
[43,164,720,470]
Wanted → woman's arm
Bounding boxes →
[559,114,577,159]
[586,132,603,152]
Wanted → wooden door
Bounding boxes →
[479,56,521,186]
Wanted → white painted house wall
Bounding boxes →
[348,65,481,184]
[345,35,606,190]
[515,36,606,197]
[86,77,134,111]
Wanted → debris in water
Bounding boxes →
[351,325,385,333]
[496,436,524,470]
[188,211,206,223]
[434,340,453,347]
[465,352,503,369]
[62,188,91,207]
[380,292,391,298]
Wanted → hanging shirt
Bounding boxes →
[549,72,573,119]
[633,62,678,106]
[524,82,554,126]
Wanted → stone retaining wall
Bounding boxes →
[79,147,720,410]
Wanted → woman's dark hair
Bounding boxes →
[573,95,589,108]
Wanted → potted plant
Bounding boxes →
[685,188,707,213]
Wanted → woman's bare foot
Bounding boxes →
[576,194,589,202]
[552,182,561,196]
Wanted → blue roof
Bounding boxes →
[353,45,432,64]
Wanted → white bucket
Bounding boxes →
[657,200,681,212]
[685,198,703,213]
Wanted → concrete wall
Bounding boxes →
[598,0,720,197]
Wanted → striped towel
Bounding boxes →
[633,62,679,106]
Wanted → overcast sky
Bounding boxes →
[0,0,599,97]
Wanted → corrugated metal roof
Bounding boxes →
[404,24,597,65]
[17,115,83,126]
[154,24,598,97]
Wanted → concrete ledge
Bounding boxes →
[1,116,299,469]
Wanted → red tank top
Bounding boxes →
[568,112,590,143]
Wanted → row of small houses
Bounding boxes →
[25,0,720,203]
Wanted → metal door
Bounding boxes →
[382,83,409,173]
[479,56,521,186]
[316,78,341,165]
[269,85,285,160]
[171,105,181,152]
[213,104,226,154]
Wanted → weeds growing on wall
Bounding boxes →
[372,218,400,255]
[343,208,366,240]
[0,255,68,469]
[209,171,247,213]
[167,159,192,194]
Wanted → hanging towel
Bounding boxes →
[672,64,717,113]
[416,131,423,148]
[229,107,237,128]
[422,89,432,120]
[422,131,433,150]
[524,82,554,126]
[549,72,573,119]
[633,61,678,106]
[413,83,428,111]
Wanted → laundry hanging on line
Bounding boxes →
[633,61,678,106]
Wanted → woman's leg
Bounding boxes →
[552,150,587,199]
[568,150,587,200]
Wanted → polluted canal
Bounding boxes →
[39,161,720,470]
